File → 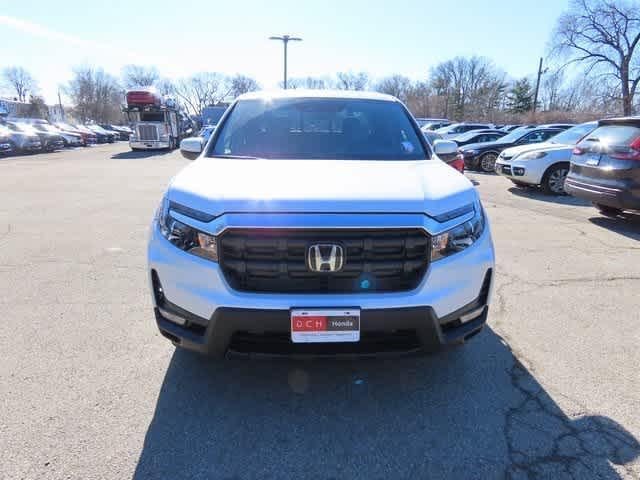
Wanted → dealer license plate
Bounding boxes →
[291,309,360,343]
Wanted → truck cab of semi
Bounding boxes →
[124,88,184,151]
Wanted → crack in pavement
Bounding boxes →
[504,359,640,479]
[490,277,640,478]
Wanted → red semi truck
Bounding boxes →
[124,88,187,151]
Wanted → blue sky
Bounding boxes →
[1,0,569,103]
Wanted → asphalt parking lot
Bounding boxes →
[1,143,639,479]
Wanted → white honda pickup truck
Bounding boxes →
[147,90,495,358]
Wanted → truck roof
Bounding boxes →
[237,89,399,103]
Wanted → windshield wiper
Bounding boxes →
[210,154,261,159]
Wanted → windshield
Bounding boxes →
[495,128,529,143]
[549,123,596,145]
[35,124,56,132]
[209,98,428,160]
[202,107,227,126]
[11,123,38,134]
[456,131,488,141]
[435,124,459,134]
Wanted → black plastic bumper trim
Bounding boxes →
[153,270,493,358]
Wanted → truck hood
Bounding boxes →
[168,158,477,218]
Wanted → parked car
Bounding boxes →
[78,125,109,143]
[70,124,100,145]
[1,122,42,153]
[539,123,575,130]
[433,139,465,173]
[459,126,565,172]
[451,129,506,147]
[157,90,494,357]
[495,122,597,194]
[418,118,451,130]
[7,121,64,152]
[435,122,494,139]
[0,125,14,155]
[501,125,523,132]
[87,125,117,143]
[198,126,216,144]
[422,129,442,146]
[32,121,83,147]
[55,122,98,147]
[103,125,132,140]
[56,123,96,146]
[565,117,640,215]
[99,124,127,140]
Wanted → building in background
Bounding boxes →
[0,98,30,117]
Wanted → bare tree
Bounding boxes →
[155,78,176,96]
[430,56,506,121]
[552,0,640,115]
[405,81,433,117]
[375,75,413,103]
[174,72,230,116]
[2,66,38,103]
[229,74,260,97]
[540,70,566,111]
[335,72,369,91]
[280,76,333,89]
[64,66,123,123]
[121,65,160,88]
[26,95,48,119]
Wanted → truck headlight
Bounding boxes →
[431,205,485,261]
[157,196,218,262]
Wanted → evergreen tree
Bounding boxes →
[507,78,533,113]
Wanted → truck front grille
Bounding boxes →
[218,228,431,293]
[138,124,158,141]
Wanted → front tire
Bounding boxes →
[541,163,569,195]
[595,203,623,217]
[479,153,498,173]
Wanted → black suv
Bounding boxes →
[459,126,564,172]
[565,117,640,216]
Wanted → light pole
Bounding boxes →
[269,35,302,89]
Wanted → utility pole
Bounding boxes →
[532,57,548,113]
[269,35,303,89]
[57,89,64,120]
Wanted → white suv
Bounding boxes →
[147,90,495,357]
[495,122,597,194]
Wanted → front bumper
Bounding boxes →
[565,177,640,211]
[130,140,170,150]
[45,140,65,151]
[147,212,495,357]
[495,159,543,185]
[0,143,12,155]
[22,142,42,152]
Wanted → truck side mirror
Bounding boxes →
[433,139,458,156]
[180,137,203,160]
